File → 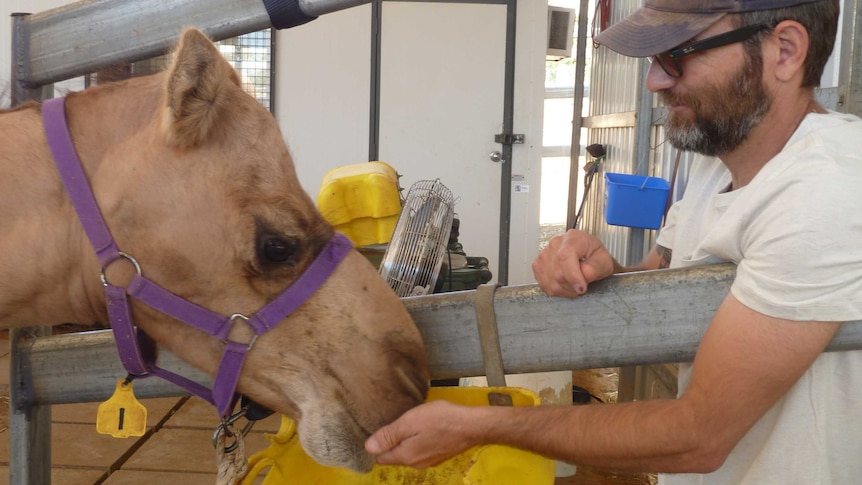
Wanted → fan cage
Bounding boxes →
[380,179,455,297]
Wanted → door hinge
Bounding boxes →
[494,133,525,145]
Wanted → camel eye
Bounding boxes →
[261,237,296,264]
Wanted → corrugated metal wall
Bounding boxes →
[581,0,696,266]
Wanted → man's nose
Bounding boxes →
[645,59,676,93]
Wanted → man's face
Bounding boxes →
[660,49,771,157]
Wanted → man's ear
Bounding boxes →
[769,20,809,84]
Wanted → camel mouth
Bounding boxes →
[298,407,378,473]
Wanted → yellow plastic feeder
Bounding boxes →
[317,161,402,247]
[242,387,557,485]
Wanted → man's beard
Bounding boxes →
[661,55,771,157]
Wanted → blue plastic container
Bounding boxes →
[604,173,671,230]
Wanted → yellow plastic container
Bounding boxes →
[317,161,402,247]
[241,387,556,485]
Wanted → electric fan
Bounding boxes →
[379,179,456,297]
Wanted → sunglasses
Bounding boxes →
[650,24,770,78]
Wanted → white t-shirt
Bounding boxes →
[656,111,862,484]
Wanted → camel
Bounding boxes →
[0,27,428,473]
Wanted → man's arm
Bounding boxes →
[620,244,672,272]
[368,294,840,472]
[533,229,670,297]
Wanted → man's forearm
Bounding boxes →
[473,397,721,474]
[614,244,672,273]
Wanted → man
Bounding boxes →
[366,1,862,482]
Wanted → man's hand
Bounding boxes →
[532,229,617,297]
[365,400,481,469]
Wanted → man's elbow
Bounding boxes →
[675,434,736,474]
[689,448,731,474]
[662,408,737,474]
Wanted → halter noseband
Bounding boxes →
[42,97,353,417]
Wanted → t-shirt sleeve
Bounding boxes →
[655,200,681,251]
[731,163,862,322]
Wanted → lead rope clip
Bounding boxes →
[214,408,253,485]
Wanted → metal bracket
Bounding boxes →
[474,284,513,406]
[494,133,525,145]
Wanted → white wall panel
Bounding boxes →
[274,5,372,197]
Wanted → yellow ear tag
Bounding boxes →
[96,379,147,438]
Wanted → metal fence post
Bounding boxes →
[10,326,53,485]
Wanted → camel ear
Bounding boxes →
[163,28,241,148]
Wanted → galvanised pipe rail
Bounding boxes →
[12,0,370,91]
[14,263,862,407]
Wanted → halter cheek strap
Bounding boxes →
[42,97,353,417]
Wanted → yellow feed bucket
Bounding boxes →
[241,387,556,485]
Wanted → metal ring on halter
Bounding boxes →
[99,252,142,287]
[226,313,258,351]
[212,406,256,452]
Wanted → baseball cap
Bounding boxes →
[593,0,826,57]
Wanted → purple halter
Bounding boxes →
[42,97,353,417]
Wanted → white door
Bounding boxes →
[379,1,508,283]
